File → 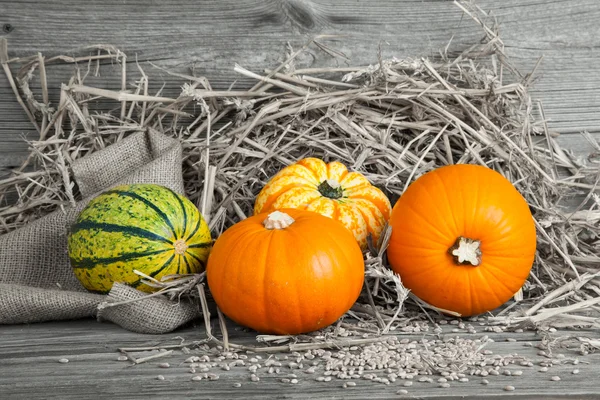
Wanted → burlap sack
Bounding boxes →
[0,129,202,333]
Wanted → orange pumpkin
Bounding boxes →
[254,158,392,250]
[387,164,536,317]
[206,209,364,334]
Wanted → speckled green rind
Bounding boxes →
[68,184,211,293]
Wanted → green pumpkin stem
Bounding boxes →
[318,179,344,199]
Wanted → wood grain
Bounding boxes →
[0,0,599,170]
[1,319,599,399]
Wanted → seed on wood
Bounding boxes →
[343,381,356,388]
[281,378,291,383]
[158,363,170,368]
[513,370,523,376]
[523,342,533,347]
[249,358,258,363]
[58,358,69,364]
[438,378,447,383]
[503,370,512,376]
[489,370,500,376]
[551,376,561,381]
[250,374,260,382]
[191,376,203,381]
[117,356,128,361]
[439,383,451,388]
[481,379,489,385]
[539,367,548,372]
[323,376,332,382]
[222,365,230,371]
[396,389,409,395]
[157,375,165,381]
[506,338,517,342]
[459,378,469,383]
[403,381,413,387]
[233,383,242,388]
[504,385,515,391]
[572,369,580,374]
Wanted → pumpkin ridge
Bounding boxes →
[480,261,522,297]
[71,248,170,269]
[430,170,462,235]
[185,214,202,242]
[287,227,313,332]
[343,193,390,220]
[483,257,531,281]
[469,266,499,314]
[352,202,378,246]
[260,228,278,332]
[298,159,326,182]
[399,200,453,243]
[185,250,203,265]
[415,178,460,239]
[260,184,317,213]
[71,221,174,245]
[478,266,514,309]
[104,189,178,239]
[163,186,189,238]
[182,254,191,272]
[188,242,212,248]
[149,254,176,278]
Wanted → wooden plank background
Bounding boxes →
[1,1,600,399]
[1,0,599,172]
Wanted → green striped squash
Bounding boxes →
[68,184,211,293]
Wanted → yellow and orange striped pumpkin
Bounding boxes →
[254,158,391,249]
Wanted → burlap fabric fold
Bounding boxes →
[0,129,202,333]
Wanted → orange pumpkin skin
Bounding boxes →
[206,209,365,335]
[387,164,536,317]
[254,158,392,250]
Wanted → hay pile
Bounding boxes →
[1,2,599,345]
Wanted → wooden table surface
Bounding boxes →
[2,319,600,400]
[1,0,599,399]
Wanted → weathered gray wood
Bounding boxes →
[1,0,599,170]
[1,2,599,398]
[1,319,599,399]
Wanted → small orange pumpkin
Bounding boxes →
[206,209,364,335]
[387,164,536,317]
[254,158,392,250]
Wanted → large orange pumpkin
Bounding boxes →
[254,158,392,250]
[387,164,536,317]
[206,209,364,335]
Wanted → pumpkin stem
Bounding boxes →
[449,237,482,266]
[264,211,295,230]
[318,179,344,199]
[174,239,188,255]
